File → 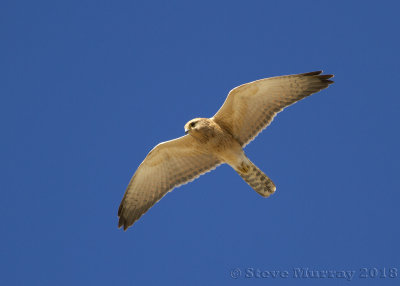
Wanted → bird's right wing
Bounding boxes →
[118,135,221,230]
[213,71,334,147]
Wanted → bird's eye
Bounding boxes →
[190,122,196,127]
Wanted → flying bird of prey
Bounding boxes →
[118,71,334,230]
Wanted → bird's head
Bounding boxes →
[184,118,209,135]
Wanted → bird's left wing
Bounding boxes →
[212,71,334,147]
[118,135,221,230]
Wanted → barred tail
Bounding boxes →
[236,159,276,197]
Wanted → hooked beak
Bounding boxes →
[185,128,189,134]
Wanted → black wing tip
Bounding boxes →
[319,74,334,80]
[117,202,130,231]
[302,71,335,86]
[320,74,335,85]
[117,198,132,231]
[322,79,335,84]
[118,216,131,231]
[302,70,323,76]
[302,70,334,80]
[118,203,138,231]
[117,203,123,216]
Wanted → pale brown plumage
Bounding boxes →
[118,71,334,230]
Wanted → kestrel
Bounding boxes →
[118,71,334,230]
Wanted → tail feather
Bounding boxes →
[237,160,276,197]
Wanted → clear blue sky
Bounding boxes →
[1,1,399,285]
